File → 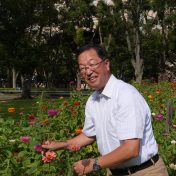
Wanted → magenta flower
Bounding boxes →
[34,144,42,153]
[20,136,31,142]
[47,109,58,117]
[155,114,164,121]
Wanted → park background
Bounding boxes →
[0,0,176,176]
[0,0,176,95]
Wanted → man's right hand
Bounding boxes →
[42,140,67,150]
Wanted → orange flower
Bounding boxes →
[67,144,80,151]
[58,108,63,112]
[42,119,49,124]
[42,151,57,163]
[75,128,82,134]
[8,107,15,113]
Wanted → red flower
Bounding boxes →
[28,115,37,121]
[73,101,80,106]
[63,101,68,105]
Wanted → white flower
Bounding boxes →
[169,163,175,169]
[171,140,176,144]
[9,139,16,143]
[151,112,156,116]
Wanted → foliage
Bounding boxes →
[132,80,176,175]
[0,91,105,175]
[0,0,176,87]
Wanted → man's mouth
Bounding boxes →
[87,76,97,81]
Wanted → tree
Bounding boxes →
[0,0,59,97]
[151,0,176,81]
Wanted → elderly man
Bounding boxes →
[42,44,168,176]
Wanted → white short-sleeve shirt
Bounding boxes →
[83,74,158,168]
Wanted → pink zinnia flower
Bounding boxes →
[34,144,42,153]
[155,114,164,121]
[47,109,58,117]
[42,151,57,163]
[28,121,36,125]
[19,112,24,115]
[20,136,31,142]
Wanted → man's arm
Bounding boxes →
[42,133,95,150]
[73,138,140,175]
[98,138,140,168]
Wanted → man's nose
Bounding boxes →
[85,67,93,75]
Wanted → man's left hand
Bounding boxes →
[73,158,94,175]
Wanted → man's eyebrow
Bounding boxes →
[78,59,98,66]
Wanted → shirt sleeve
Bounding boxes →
[82,99,96,137]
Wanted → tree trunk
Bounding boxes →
[12,67,19,89]
[131,27,143,84]
[158,18,167,81]
[99,26,103,45]
[105,33,112,51]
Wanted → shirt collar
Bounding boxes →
[93,74,115,100]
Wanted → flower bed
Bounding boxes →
[0,82,176,176]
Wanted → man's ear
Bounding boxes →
[105,59,110,71]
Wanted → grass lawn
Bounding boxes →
[0,98,38,120]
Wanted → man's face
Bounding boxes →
[78,48,110,91]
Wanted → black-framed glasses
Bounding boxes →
[79,60,105,74]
